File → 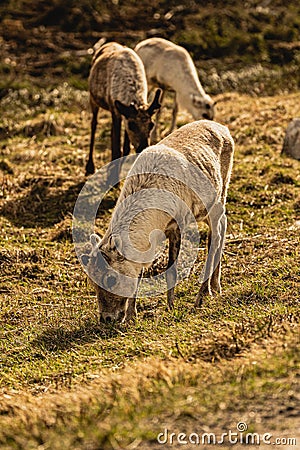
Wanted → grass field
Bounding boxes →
[0,83,299,448]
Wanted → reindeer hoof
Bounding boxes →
[167,298,174,310]
[167,295,175,310]
[194,286,212,307]
[85,162,95,176]
[211,286,222,296]
[194,296,203,308]
[122,314,137,324]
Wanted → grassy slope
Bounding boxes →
[0,89,299,448]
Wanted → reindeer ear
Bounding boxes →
[115,100,138,118]
[148,89,162,116]
[109,234,123,253]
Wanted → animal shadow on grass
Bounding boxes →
[0,176,117,228]
[31,319,120,352]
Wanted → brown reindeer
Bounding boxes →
[86,41,161,175]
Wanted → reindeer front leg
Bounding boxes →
[124,271,143,321]
[166,227,181,310]
[170,91,178,134]
[125,298,137,321]
[111,112,122,161]
[86,104,99,175]
[150,89,165,144]
[108,112,122,183]
[123,130,130,157]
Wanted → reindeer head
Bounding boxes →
[115,89,161,152]
[81,234,141,323]
[190,94,215,120]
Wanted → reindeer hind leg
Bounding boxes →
[166,227,181,310]
[195,202,225,307]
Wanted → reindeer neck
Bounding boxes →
[129,209,171,252]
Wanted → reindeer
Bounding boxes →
[86,41,161,175]
[135,37,215,143]
[81,120,234,323]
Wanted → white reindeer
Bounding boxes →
[86,40,161,175]
[134,37,215,142]
[81,120,234,323]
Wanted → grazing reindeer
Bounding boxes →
[81,120,234,323]
[135,37,215,142]
[86,41,161,175]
